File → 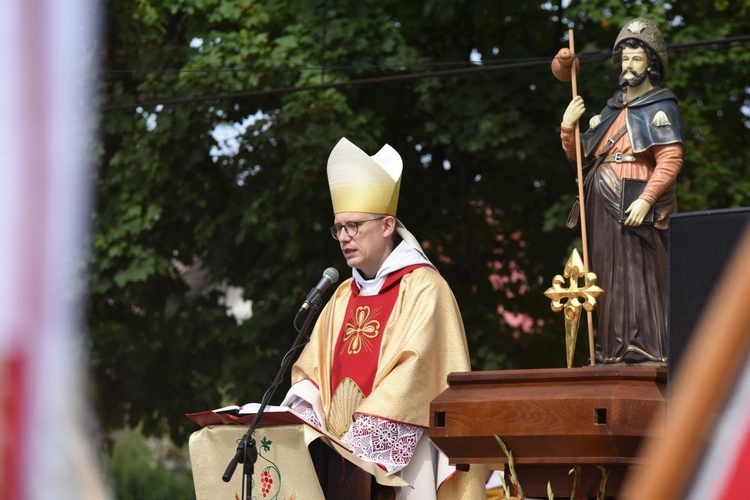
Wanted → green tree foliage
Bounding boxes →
[106,425,194,499]
[92,0,750,443]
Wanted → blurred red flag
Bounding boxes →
[0,1,108,498]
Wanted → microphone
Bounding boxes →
[297,267,339,315]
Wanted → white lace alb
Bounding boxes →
[342,414,423,474]
[289,397,322,429]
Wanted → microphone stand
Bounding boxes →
[222,295,323,500]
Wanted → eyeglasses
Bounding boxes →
[330,217,386,240]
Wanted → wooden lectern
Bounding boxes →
[429,365,667,497]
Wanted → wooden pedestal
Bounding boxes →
[429,365,666,497]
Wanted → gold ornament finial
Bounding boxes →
[544,248,604,368]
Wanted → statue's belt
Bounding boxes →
[601,153,649,164]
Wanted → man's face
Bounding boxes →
[618,47,650,88]
[333,212,390,278]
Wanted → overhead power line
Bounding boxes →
[101,35,750,112]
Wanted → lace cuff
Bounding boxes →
[342,414,423,474]
[289,397,322,429]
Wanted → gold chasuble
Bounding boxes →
[291,265,471,433]
[290,265,487,498]
[328,264,425,438]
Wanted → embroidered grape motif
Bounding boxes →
[260,469,274,497]
[254,436,280,499]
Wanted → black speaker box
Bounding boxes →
[668,207,750,383]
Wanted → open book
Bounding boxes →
[212,403,288,415]
[185,403,351,452]
[188,403,309,427]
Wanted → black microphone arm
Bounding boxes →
[222,268,339,499]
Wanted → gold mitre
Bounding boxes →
[327,137,402,215]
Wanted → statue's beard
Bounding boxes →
[618,68,649,88]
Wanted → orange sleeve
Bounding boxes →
[639,143,684,205]
[560,123,578,160]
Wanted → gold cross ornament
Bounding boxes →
[544,248,604,367]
